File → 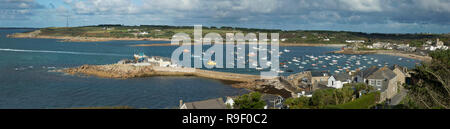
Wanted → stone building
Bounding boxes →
[366,67,398,102]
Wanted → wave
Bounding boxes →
[0,48,128,57]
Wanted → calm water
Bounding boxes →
[0,29,247,109]
[0,29,419,109]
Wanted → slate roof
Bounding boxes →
[184,98,227,109]
[333,73,351,81]
[367,67,397,80]
[356,66,379,78]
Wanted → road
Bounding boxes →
[389,90,408,105]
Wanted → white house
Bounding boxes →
[345,40,365,43]
[327,73,352,89]
[139,32,149,35]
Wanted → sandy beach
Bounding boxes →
[333,50,432,62]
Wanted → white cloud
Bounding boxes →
[338,0,383,12]
[415,0,450,13]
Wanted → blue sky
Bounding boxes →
[1,0,449,34]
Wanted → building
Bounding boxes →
[366,67,398,101]
[354,66,379,83]
[372,42,384,49]
[345,40,365,43]
[179,98,227,109]
[148,56,175,67]
[327,73,352,89]
[261,94,284,109]
[224,97,235,109]
[139,32,149,35]
[436,38,444,47]
[311,71,330,86]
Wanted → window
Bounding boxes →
[369,80,375,86]
[376,80,382,86]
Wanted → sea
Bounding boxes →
[0,29,420,109]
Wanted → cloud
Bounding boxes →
[69,0,138,15]
[0,0,449,33]
[0,0,45,20]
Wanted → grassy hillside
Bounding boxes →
[23,25,450,45]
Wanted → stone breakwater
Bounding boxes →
[63,64,299,98]
[63,64,263,82]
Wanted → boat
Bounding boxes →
[256,67,263,70]
[299,66,304,69]
[207,60,217,66]
[283,49,290,52]
[301,62,307,65]
[134,53,148,60]
[322,65,327,68]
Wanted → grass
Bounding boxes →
[325,92,380,109]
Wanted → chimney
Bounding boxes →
[179,100,183,109]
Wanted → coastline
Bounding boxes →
[7,30,346,47]
[62,64,295,98]
[129,43,347,47]
[7,30,171,42]
[332,50,432,62]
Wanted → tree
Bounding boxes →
[406,50,450,109]
[233,92,266,109]
[284,97,311,109]
[312,89,336,107]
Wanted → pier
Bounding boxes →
[63,64,268,82]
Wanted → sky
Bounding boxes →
[0,0,449,34]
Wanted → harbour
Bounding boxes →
[0,29,423,109]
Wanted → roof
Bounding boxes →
[367,67,397,80]
[333,73,351,81]
[183,98,227,109]
[357,66,378,78]
[390,65,407,74]
[311,71,330,77]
